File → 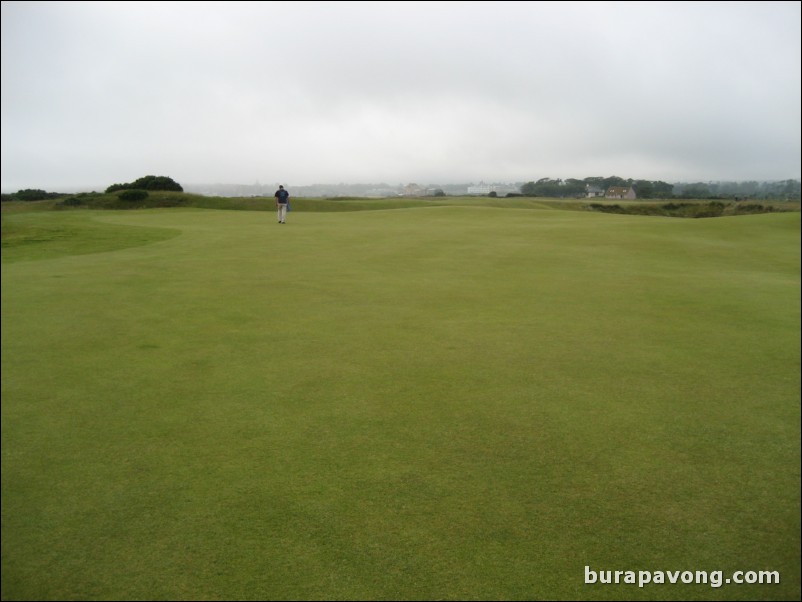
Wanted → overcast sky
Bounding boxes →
[2,1,800,192]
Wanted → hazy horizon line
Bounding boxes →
[4,176,802,195]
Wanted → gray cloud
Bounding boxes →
[2,0,800,192]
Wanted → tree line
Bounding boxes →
[518,177,800,200]
[2,175,183,202]
[3,175,800,202]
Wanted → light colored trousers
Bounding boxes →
[277,204,288,222]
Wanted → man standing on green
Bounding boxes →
[274,185,290,224]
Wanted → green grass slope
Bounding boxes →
[2,206,799,600]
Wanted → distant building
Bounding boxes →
[605,186,637,199]
[586,185,605,198]
[403,183,426,196]
[467,182,518,195]
[366,187,400,197]
[468,183,494,195]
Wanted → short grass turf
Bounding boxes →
[2,205,800,600]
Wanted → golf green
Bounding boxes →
[2,206,800,600]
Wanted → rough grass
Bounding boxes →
[2,205,800,600]
[4,192,797,215]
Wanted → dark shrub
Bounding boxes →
[118,189,149,202]
[106,175,183,193]
[15,189,50,201]
[131,175,183,192]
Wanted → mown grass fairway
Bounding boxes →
[2,203,800,600]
